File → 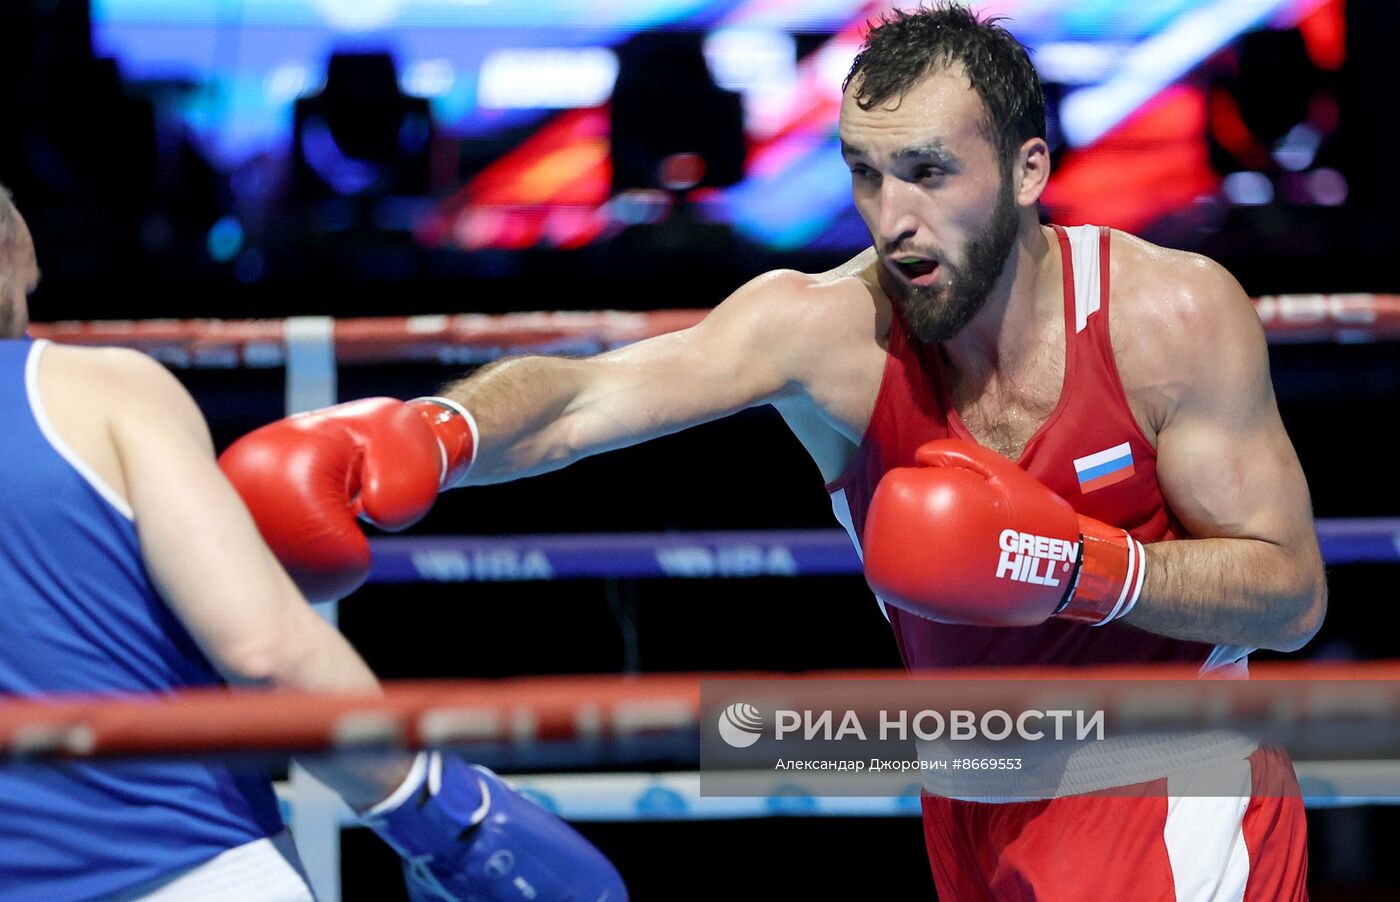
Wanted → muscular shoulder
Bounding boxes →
[709,252,889,458]
[721,250,887,367]
[41,344,211,448]
[734,250,881,325]
[1106,231,1267,430]
[43,343,188,403]
[1109,231,1252,329]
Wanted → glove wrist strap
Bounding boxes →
[361,752,490,853]
[1054,517,1147,626]
[364,751,431,817]
[409,397,479,489]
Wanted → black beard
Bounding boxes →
[894,175,1020,344]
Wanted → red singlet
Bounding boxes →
[825,225,1306,901]
[828,224,1249,673]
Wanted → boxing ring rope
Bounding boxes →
[27,294,1400,369]
[271,761,1400,828]
[16,664,1386,897]
[23,304,1399,898]
[366,520,1400,585]
[6,663,1400,813]
[7,661,1400,761]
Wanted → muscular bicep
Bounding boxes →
[1152,275,1317,554]
[1157,396,1314,546]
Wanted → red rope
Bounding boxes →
[29,295,1400,367]
[1,662,1395,760]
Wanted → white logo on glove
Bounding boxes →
[995,529,1078,588]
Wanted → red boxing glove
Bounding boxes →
[219,397,477,602]
[862,439,1146,627]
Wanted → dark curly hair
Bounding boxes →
[843,3,1045,170]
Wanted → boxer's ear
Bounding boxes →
[1012,137,1050,208]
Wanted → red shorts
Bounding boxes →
[920,745,1307,901]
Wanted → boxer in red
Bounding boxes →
[222,4,1325,898]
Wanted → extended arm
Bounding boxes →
[218,268,849,602]
[442,270,811,484]
[1123,261,1326,652]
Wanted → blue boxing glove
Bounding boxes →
[362,752,627,901]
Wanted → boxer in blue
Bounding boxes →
[0,183,625,901]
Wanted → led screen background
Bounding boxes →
[4,3,1399,896]
[91,0,1348,252]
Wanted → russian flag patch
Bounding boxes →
[1073,442,1135,494]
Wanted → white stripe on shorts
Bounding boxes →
[1163,757,1252,901]
[123,830,315,902]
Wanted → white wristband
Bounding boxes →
[363,751,431,818]
[1090,536,1147,627]
[411,396,480,487]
